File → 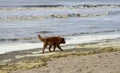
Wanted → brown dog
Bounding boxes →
[37,34,65,53]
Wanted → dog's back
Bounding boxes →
[46,36,62,45]
[38,34,65,45]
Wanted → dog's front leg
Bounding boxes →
[57,45,63,51]
[53,45,56,52]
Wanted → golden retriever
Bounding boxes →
[37,34,65,53]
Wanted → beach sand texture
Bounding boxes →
[11,51,120,73]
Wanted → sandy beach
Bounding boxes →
[0,39,120,73]
[11,51,120,73]
[0,0,120,73]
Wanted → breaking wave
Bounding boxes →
[0,4,120,21]
[0,12,109,21]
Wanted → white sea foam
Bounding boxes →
[0,43,42,54]
[67,34,120,44]
[0,34,120,54]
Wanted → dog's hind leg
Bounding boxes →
[48,45,52,52]
[42,43,47,53]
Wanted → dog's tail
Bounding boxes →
[37,34,45,42]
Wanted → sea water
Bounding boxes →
[0,0,120,54]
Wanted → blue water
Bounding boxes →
[0,7,120,42]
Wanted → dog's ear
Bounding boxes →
[61,38,65,44]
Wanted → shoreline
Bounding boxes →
[0,38,120,73]
[1,34,120,55]
[0,37,120,63]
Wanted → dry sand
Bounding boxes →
[11,51,120,73]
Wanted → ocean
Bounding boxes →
[0,0,120,54]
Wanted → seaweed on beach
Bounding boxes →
[0,58,46,73]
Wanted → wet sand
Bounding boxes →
[0,39,120,73]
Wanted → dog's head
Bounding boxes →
[61,38,66,44]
